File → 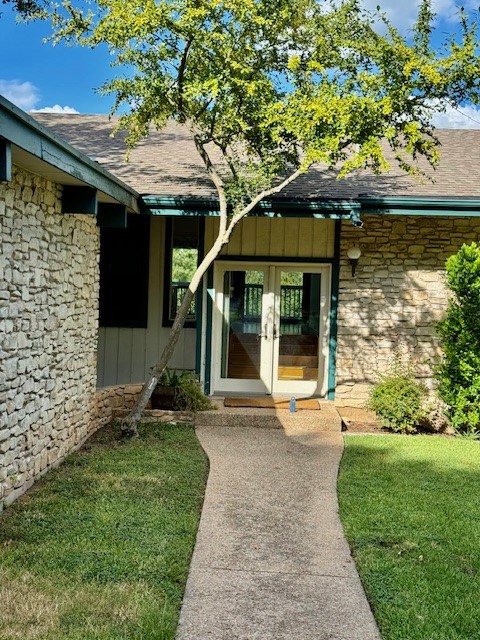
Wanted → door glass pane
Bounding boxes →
[277,271,320,381]
[221,270,264,379]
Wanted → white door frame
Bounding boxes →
[211,261,331,397]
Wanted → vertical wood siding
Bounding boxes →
[205,216,335,258]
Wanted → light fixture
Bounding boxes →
[347,246,362,277]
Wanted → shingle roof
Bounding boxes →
[32,113,480,200]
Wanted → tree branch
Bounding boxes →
[194,97,214,120]
[190,124,228,238]
[177,36,194,120]
[223,166,305,242]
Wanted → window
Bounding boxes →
[99,214,150,328]
[163,217,201,327]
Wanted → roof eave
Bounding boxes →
[359,195,480,216]
[141,195,361,218]
[141,194,480,218]
[0,96,140,213]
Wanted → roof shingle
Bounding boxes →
[32,113,480,200]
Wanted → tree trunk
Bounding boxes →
[121,228,227,436]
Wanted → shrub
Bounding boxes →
[175,373,215,412]
[367,362,427,434]
[437,243,480,436]
[154,368,215,412]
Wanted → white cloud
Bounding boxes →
[0,80,80,114]
[31,104,80,114]
[0,79,39,111]
[430,103,480,129]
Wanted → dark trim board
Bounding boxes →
[142,194,480,220]
[195,218,206,375]
[328,220,341,401]
[0,139,12,182]
[204,266,214,395]
[142,195,361,220]
[359,196,480,216]
[215,255,336,264]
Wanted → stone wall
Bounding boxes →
[0,167,100,510]
[93,384,194,425]
[335,214,480,407]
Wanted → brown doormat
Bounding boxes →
[224,397,320,410]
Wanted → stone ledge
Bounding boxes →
[112,408,194,424]
[195,401,342,431]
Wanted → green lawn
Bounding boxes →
[338,434,480,640]
[0,422,208,640]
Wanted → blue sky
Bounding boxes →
[0,4,117,113]
[1,0,480,127]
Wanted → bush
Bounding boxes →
[154,368,215,412]
[175,372,215,412]
[367,363,427,434]
[437,243,480,436]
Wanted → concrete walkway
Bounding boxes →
[176,425,382,640]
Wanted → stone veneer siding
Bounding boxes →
[94,384,194,424]
[0,167,100,510]
[335,214,480,407]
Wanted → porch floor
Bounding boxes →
[195,397,343,431]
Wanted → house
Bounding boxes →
[33,112,480,406]
[2,92,480,507]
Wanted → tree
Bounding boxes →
[2,0,46,16]
[437,243,480,435]
[31,0,480,434]
[171,248,198,283]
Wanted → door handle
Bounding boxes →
[273,324,280,339]
[256,323,268,340]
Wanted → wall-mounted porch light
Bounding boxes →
[347,246,362,277]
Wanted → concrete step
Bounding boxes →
[195,400,342,431]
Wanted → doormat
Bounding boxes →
[224,397,320,410]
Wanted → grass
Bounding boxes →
[338,434,480,640]
[0,422,208,640]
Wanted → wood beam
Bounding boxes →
[97,203,128,228]
[62,186,97,214]
[0,139,12,182]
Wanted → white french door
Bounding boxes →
[211,262,331,397]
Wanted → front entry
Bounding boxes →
[211,262,331,397]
